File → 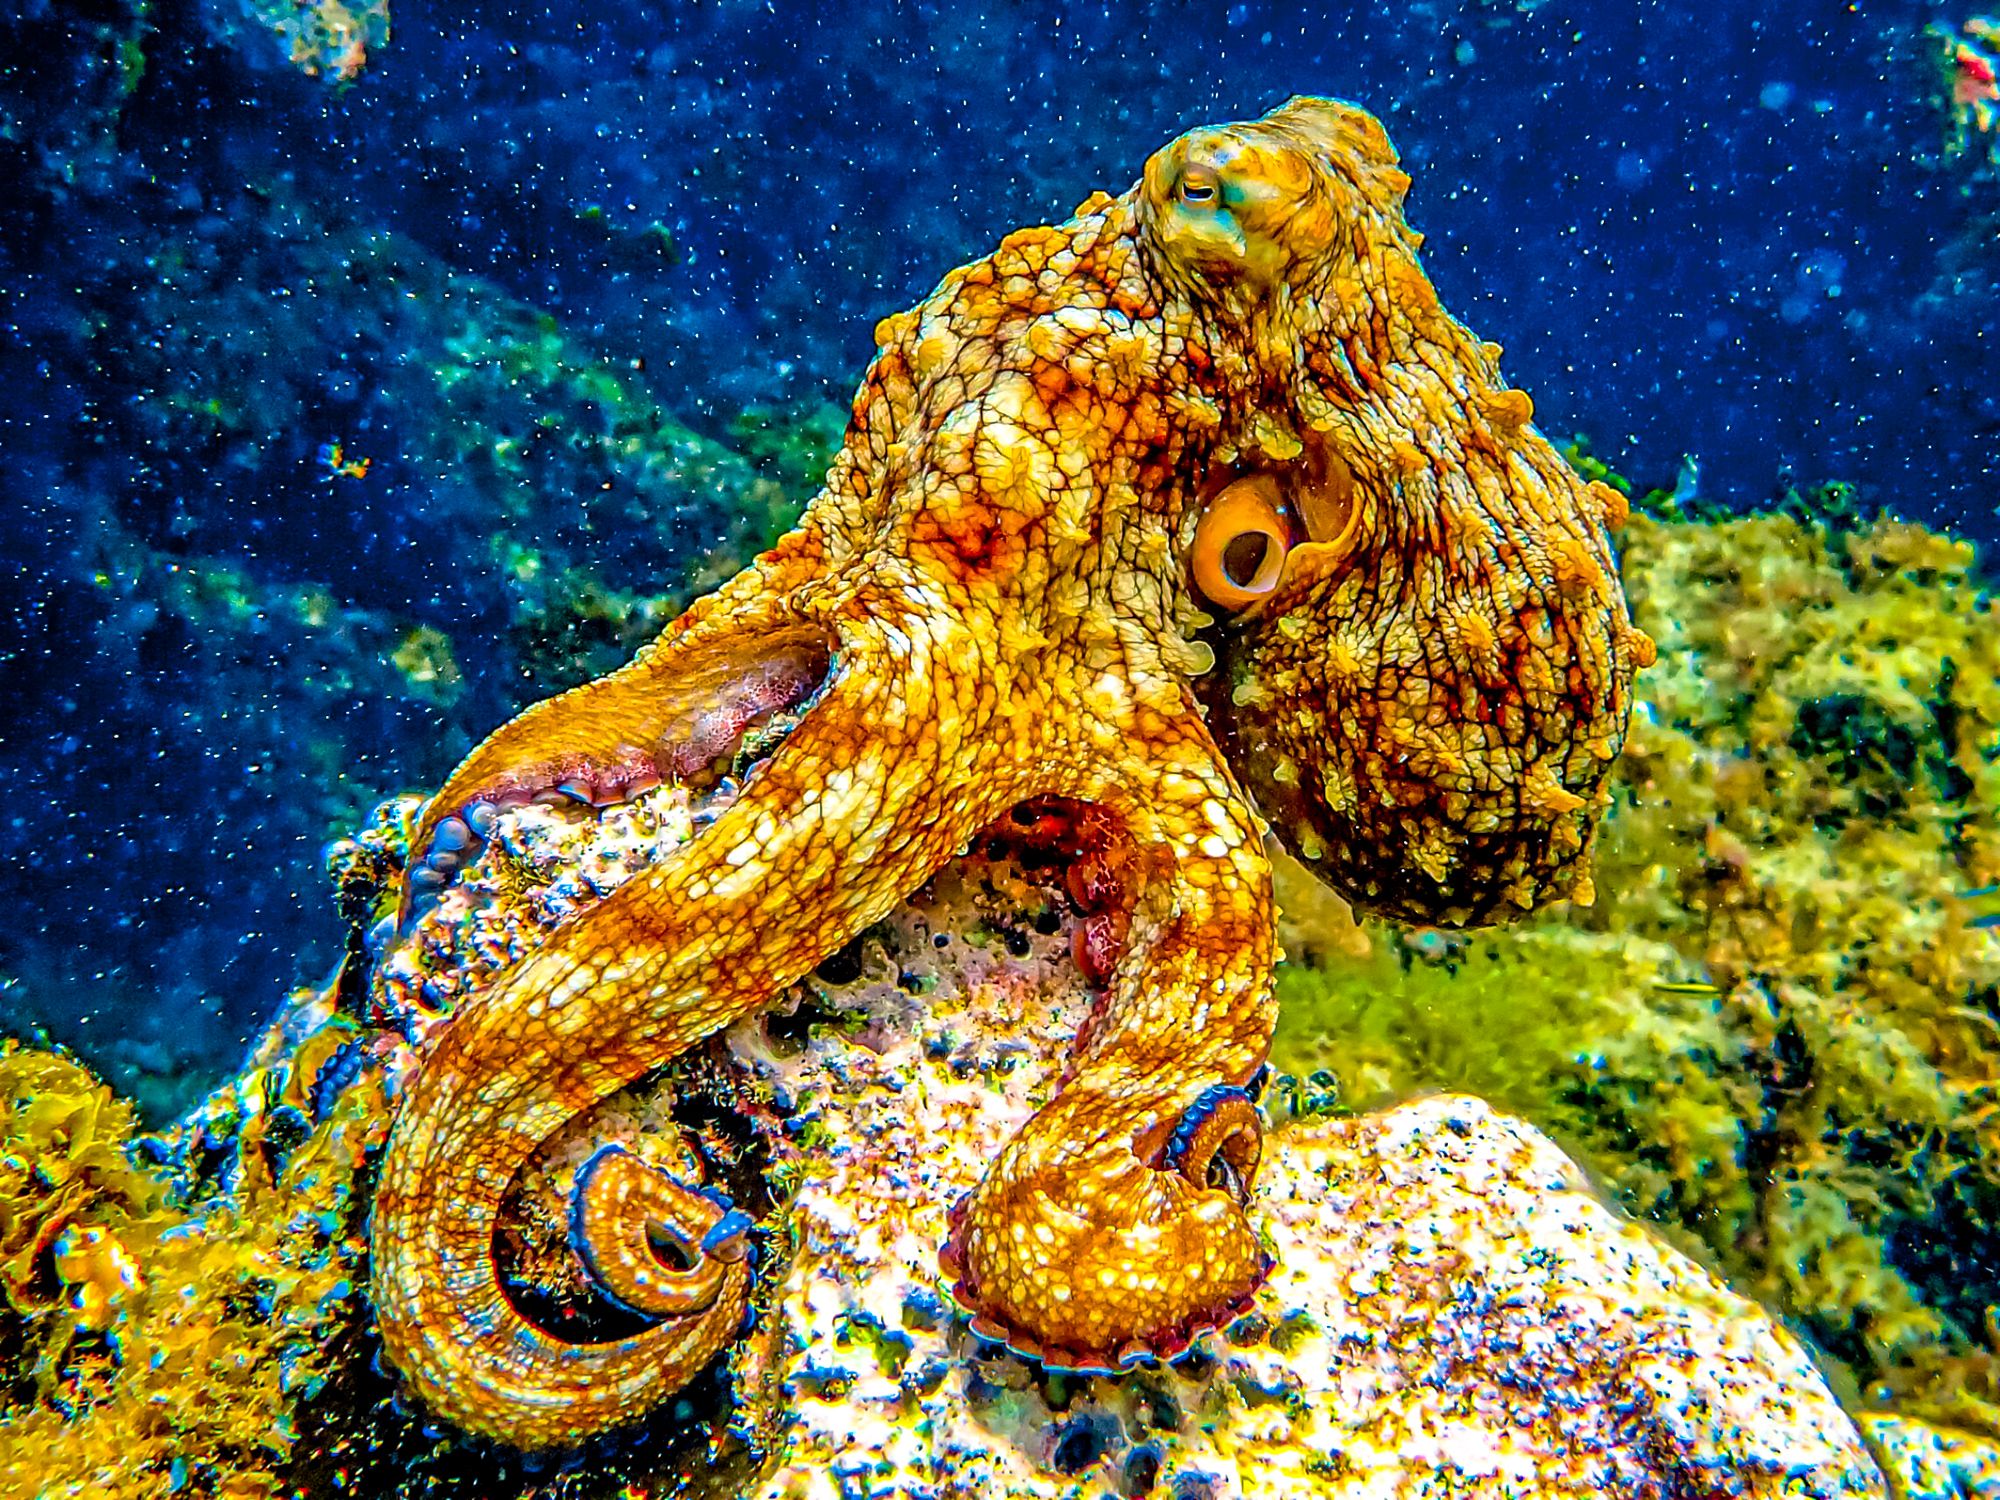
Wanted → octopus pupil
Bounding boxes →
[1222,532,1272,588]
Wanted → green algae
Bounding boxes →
[1270,509,2000,1437]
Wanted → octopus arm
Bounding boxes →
[371,598,1032,1449]
[399,551,830,923]
[942,710,1276,1368]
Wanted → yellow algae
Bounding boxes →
[1273,508,2000,1437]
[0,1019,388,1500]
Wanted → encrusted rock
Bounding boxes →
[719,868,1883,1499]
[1862,1415,2000,1500]
[368,792,1892,1496]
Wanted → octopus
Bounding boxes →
[369,96,1656,1451]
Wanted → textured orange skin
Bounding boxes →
[370,97,1653,1449]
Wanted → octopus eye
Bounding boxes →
[1192,474,1290,613]
[1178,165,1222,205]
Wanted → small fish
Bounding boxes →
[317,439,371,481]
[1651,979,1722,996]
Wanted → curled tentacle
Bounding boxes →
[372,595,1029,1450]
[1163,1084,1261,1205]
[942,720,1276,1370]
[569,1144,752,1320]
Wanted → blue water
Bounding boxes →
[1,0,1994,1106]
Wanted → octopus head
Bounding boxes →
[1138,94,1409,306]
[1157,100,1656,926]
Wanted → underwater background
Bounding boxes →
[4,0,2000,1482]
[2,0,1994,1108]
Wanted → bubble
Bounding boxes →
[1796,248,1847,298]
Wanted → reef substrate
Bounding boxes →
[5,517,2000,1497]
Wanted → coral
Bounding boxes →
[1272,507,2000,1438]
[0,1047,162,1379]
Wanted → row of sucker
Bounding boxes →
[391,653,831,937]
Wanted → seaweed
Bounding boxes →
[0,1020,389,1500]
[1272,508,2000,1435]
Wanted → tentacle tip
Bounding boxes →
[1163,1083,1258,1172]
[572,1142,632,1192]
[699,1208,756,1262]
[965,1311,1012,1347]
[566,1143,635,1290]
[306,1039,370,1123]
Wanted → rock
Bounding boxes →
[715,855,1884,1498]
[0,790,1923,1497]
[1861,1415,2000,1500]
